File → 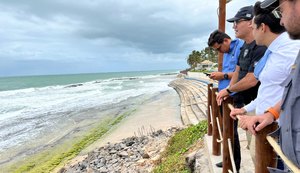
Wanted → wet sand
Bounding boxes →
[84,89,183,151]
[58,89,183,171]
[2,89,182,171]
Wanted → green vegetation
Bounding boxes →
[186,47,218,69]
[190,69,212,73]
[8,110,135,173]
[153,120,207,173]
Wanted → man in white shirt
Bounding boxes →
[233,0,300,171]
[229,2,300,170]
[230,2,300,118]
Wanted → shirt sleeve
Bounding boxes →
[244,99,257,113]
[248,46,267,72]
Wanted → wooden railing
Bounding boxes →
[205,82,298,173]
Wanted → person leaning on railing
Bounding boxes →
[229,1,300,170]
[231,0,300,172]
[207,30,244,92]
[216,5,267,172]
[207,29,244,170]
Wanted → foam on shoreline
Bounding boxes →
[2,89,182,172]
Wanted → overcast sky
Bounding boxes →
[0,0,254,77]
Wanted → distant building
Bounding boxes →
[195,60,216,71]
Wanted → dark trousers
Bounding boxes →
[234,119,241,171]
[218,106,240,171]
[232,94,245,172]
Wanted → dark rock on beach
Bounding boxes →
[65,84,83,88]
[61,127,181,173]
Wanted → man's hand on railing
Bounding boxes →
[253,112,275,132]
[216,89,229,105]
[230,108,247,120]
[239,112,275,135]
[239,115,258,135]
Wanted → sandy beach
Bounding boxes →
[59,89,183,171]
[85,89,182,150]
[0,72,180,173]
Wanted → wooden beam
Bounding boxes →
[218,0,226,72]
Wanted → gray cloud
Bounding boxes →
[0,0,253,76]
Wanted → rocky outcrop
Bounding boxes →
[62,127,181,173]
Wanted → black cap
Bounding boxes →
[227,5,254,23]
[261,0,278,8]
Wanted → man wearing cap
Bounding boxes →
[216,5,267,172]
[217,6,266,108]
[237,0,300,172]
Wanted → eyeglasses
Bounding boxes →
[233,19,248,25]
[213,43,222,52]
[272,0,288,19]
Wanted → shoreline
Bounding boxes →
[2,88,182,172]
[85,89,182,150]
[57,89,183,171]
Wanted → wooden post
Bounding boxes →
[207,83,213,136]
[211,87,221,156]
[222,97,234,173]
[255,122,278,173]
[217,0,226,72]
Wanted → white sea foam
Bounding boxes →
[0,74,176,153]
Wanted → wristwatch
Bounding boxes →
[226,85,233,94]
[224,73,229,80]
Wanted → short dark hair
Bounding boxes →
[253,1,285,34]
[207,30,231,47]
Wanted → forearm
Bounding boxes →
[272,100,282,113]
[229,71,239,86]
[227,72,235,79]
[261,100,282,121]
[229,73,258,92]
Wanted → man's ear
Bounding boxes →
[261,23,268,33]
[247,20,253,28]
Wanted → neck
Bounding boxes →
[243,34,254,44]
[265,33,280,47]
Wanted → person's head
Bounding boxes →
[207,30,232,53]
[227,6,254,41]
[261,0,300,39]
[252,1,286,45]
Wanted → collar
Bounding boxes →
[268,32,290,52]
[228,39,242,54]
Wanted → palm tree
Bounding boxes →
[186,47,218,69]
[187,50,202,69]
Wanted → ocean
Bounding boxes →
[0,70,178,166]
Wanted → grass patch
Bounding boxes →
[8,110,135,173]
[153,120,207,173]
[190,69,212,73]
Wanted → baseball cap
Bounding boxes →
[227,5,254,23]
[261,0,278,8]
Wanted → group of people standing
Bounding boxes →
[207,0,300,172]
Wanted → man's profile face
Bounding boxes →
[212,39,230,53]
[279,0,300,39]
[233,19,252,40]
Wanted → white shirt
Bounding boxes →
[244,32,300,114]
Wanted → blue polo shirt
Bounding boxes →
[218,39,244,91]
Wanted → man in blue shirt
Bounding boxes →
[207,30,244,169]
[207,30,244,91]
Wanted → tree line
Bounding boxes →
[186,47,218,69]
